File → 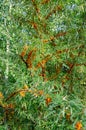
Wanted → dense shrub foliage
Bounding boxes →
[0,0,86,130]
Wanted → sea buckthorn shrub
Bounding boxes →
[0,0,86,129]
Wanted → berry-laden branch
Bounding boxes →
[20,47,37,68]
[31,0,40,13]
[45,5,62,20]
[41,0,50,4]
[20,43,85,83]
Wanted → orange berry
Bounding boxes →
[45,97,52,105]
[0,92,4,99]
[19,91,25,97]
[75,122,82,130]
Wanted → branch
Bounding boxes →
[5,89,29,102]
[45,5,62,19]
